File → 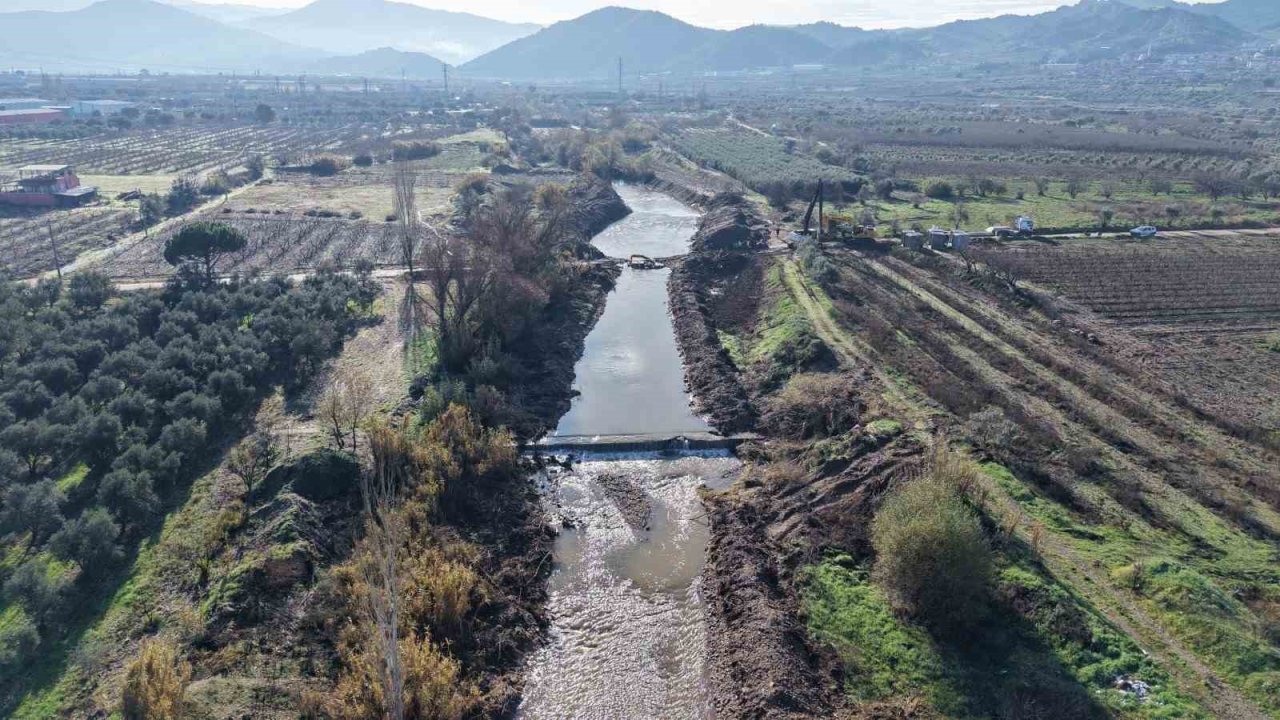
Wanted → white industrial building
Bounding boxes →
[0,97,52,111]
[71,99,136,117]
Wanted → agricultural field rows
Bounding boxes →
[977,242,1280,328]
[93,213,399,278]
[0,125,367,176]
[863,144,1253,182]
[787,247,1280,716]
[0,207,134,277]
[669,127,856,190]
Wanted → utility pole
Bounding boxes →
[442,62,449,97]
[617,56,623,96]
[817,179,825,243]
[45,221,62,282]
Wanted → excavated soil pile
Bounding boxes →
[689,192,770,253]
[568,174,632,240]
[669,252,758,433]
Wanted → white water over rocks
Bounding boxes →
[519,457,737,719]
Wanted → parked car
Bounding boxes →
[1130,225,1159,239]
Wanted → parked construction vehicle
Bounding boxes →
[787,181,825,246]
[628,254,663,270]
[823,211,878,242]
[787,180,878,245]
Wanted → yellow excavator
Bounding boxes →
[823,211,878,242]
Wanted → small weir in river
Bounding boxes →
[518,185,738,719]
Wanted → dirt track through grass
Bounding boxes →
[779,260,929,424]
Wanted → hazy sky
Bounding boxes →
[186,0,1218,29]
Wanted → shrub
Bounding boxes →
[3,558,71,621]
[963,406,1021,457]
[353,153,374,167]
[391,140,442,162]
[0,480,65,547]
[67,272,114,313]
[924,181,955,200]
[871,449,992,631]
[762,373,863,440]
[121,638,191,720]
[50,506,123,572]
[165,176,201,215]
[309,155,351,176]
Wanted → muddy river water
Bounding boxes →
[519,185,739,719]
[550,184,709,440]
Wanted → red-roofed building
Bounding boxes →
[0,165,98,207]
[0,108,65,125]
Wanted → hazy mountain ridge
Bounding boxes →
[244,0,540,66]
[463,1,1256,79]
[307,47,449,77]
[0,0,318,73]
[0,0,1263,78]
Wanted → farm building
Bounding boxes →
[0,108,65,125]
[0,97,51,111]
[0,165,97,207]
[71,99,135,117]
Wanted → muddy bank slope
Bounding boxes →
[668,252,758,433]
[568,174,631,240]
[507,261,621,439]
[667,193,770,433]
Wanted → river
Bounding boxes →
[519,185,737,719]
[550,184,708,440]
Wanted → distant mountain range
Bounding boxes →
[242,0,539,66]
[0,0,1270,78]
[462,1,1258,79]
[0,0,317,73]
[167,0,287,25]
[307,47,448,78]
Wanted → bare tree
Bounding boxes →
[318,368,375,453]
[393,162,427,341]
[226,420,281,510]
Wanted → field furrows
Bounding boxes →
[855,253,1280,511]
[979,245,1280,327]
[789,252,1279,717]
[0,125,366,176]
[94,214,397,278]
[0,207,134,276]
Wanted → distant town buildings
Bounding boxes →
[71,99,136,117]
[0,108,65,124]
[0,97,52,111]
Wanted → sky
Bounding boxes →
[0,0,1221,30]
